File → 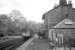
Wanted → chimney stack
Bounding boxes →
[59,0,67,6]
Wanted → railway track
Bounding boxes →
[4,40,25,50]
[0,36,31,50]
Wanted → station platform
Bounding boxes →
[16,35,53,50]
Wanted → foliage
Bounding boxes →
[0,10,44,37]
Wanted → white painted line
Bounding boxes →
[16,37,34,50]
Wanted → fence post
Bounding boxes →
[70,47,71,50]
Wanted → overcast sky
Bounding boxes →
[0,0,75,23]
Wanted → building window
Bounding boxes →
[64,19,73,25]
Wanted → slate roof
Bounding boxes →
[54,19,75,28]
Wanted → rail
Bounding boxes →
[0,36,32,50]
